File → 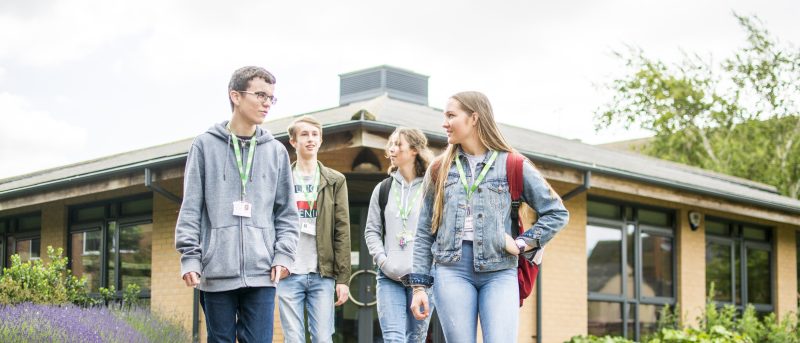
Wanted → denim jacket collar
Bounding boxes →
[455,146,497,175]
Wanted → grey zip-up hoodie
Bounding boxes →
[364,172,424,281]
[175,121,299,292]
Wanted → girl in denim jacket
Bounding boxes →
[405,91,569,342]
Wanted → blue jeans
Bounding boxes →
[277,273,336,343]
[376,271,434,343]
[433,242,519,343]
[200,287,276,343]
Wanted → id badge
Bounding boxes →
[300,222,316,236]
[233,201,252,218]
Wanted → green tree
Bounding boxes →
[595,14,800,199]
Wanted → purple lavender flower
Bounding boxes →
[0,303,150,342]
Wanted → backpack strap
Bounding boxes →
[378,177,393,243]
[506,152,525,239]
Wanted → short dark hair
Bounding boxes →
[228,66,276,110]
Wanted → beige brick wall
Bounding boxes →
[40,201,67,261]
[149,178,200,336]
[774,226,798,320]
[677,208,706,328]
[541,185,587,343]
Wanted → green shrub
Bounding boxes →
[567,282,799,343]
[0,246,92,306]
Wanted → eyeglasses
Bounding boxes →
[238,91,278,105]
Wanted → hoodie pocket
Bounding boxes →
[202,225,242,279]
[381,249,412,281]
[243,225,273,277]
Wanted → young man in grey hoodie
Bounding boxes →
[175,66,299,343]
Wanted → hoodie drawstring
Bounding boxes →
[223,134,231,181]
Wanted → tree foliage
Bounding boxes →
[596,14,800,199]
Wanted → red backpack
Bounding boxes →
[506,152,540,307]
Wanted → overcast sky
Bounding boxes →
[1,0,798,179]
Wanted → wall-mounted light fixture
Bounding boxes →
[688,211,702,231]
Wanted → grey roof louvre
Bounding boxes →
[339,65,428,106]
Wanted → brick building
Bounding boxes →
[1,66,798,343]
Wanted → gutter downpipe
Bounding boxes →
[144,168,198,343]
[537,170,590,343]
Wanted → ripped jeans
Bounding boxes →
[376,270,434,343]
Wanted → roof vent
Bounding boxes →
[339,65,428,106]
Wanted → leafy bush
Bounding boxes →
[0,246,92,306]
[568,283,799,343]
[0,248,189,342]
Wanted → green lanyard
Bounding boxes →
[294,164,320,210]
[392,180,423,226]
[455,151,498,201]
[230,131,257,197]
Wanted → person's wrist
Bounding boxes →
[515,238,527,253]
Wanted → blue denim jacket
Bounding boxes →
[406,150,569,287]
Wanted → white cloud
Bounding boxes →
[0,1,155,66]
[0,93,88,178]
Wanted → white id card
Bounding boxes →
[300,222,316,236]
[233,201,252,218]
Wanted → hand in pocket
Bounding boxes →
[504,234,521,255]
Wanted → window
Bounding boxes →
[0,213,42,268]
[587,199,676,341]
[69,196,152,303]
[705,219,772,314]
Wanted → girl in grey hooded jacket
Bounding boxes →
[364,128,434,343]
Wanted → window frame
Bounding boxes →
[0,212,42,268]
[704,217,774,313]
[67,194,153,300]
[587,197,677,341]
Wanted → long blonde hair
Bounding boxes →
[386,127,433,177]
[429,91,516,233]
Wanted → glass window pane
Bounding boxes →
[626,224,635,299]
[641,233,674,298]
[121,198,152,217]
[0,221,6,232]
[743,226,769,241]
[638,209,670,227]
[71,231,102,292]
[639,304,665,338]
[108,222,117,289]
[119,223,152,292]
[13,238,39,262]
[625,303,636,340]
[706,241,732,302]
[706,220,729,236]
[734,242,741,305]
[588,301,623,337]
[76,206,105,222]
[588,201,621,220]
[746,248,771,305]
[587,224,622,294]
[18,215,41,231]
[4,236,13,266]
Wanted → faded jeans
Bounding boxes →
[433,241,519,343]
[277,273,335,343]
[376,270,434,343]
